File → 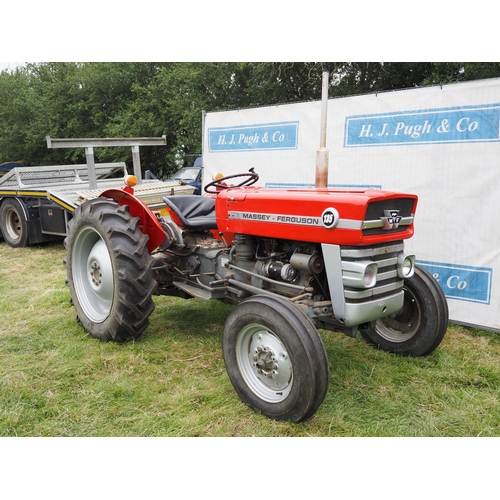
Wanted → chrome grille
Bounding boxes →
[341,241,405,303]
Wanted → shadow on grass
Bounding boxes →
[150,296,234,340]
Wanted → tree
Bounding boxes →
[423,62,500,84]
[329,62,436,96]
[2,62,500,172]
[106,62,255,177]
[244,62,335,104]
[0,67,31,163]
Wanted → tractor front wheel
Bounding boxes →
[223,295,329,422]
[361,265,449,356]
[65,197,156,342]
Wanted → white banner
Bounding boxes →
[203,78,500,331]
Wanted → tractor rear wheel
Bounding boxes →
[65,197,156,342]
[222,295,329,422]
[360,265,448,356]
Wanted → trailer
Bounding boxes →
[0,162,194,247]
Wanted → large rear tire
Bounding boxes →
[361,265,449,356]
[65,197,156,342]
[222,295,329,422]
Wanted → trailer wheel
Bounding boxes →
[65,197,156,342]
[361,265,449,356]
[0,198,29,248]
[223,295,329,422]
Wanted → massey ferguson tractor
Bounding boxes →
[64,170,448,422]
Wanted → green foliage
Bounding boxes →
[0,67,36,163]
[2,62,500,175]
[330,62,437,96]
[424,62,500,84]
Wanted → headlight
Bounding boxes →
[342,261,378,288]
[398,254,415,278]
[362,264,377,286]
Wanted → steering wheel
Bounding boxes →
[204,168,259,194]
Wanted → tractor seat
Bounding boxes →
[163,195,217,231]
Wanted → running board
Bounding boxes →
[173,281,213,300]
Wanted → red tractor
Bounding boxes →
[64,170,448,422]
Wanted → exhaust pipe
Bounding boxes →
[315,71,330,188]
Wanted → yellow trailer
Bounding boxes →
[0,162,193,247]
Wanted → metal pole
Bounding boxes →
[85,146,98,190]
[202,110,206,154]
[131,145,142,184]
[315,71,330,188]
[201,110,206,188]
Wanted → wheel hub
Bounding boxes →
[235,325,293,403]
[248,331,292,392]
[90,261,103,286]
[6,209,21,239]
[376,287,421,342]
[72,227,114,323]
[86,239,113,299]
[253,345,279,379]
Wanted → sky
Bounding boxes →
[0,2,493,66]
[0,62,24,73]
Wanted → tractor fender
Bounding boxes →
[99,188,166,253]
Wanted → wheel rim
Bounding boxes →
[71,226,114,323]
[4,208,22,241]
[375,286,421,343]
[235,323,293,403]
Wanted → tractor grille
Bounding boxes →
[341,241,405,303]
[362,198,415,236]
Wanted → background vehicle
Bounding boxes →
[64,169,449,422]
[0,162,194,247]
[0,137,195,248]
[165,156,202,195]
[0,162,23,176]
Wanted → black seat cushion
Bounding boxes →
[163,195,217,231]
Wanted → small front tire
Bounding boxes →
[223,295,329,422]
[361,265,448,356]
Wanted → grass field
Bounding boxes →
[1,241,500,438]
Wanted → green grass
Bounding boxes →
[1,241,500,437]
